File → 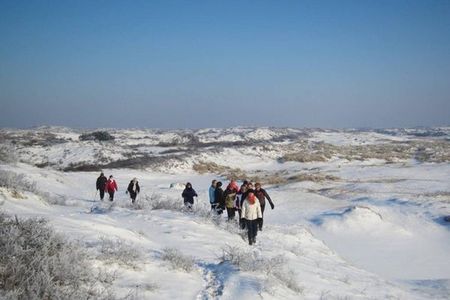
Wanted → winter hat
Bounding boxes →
[216,181,222,188]
[186,182,192,188]
[109,175,113,179]
[248,192,256,204]
[229,180,239,192]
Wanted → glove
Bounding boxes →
[270,202,274,209]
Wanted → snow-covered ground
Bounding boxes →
[0,127,449,299]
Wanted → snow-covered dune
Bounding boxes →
[0,127,449,299]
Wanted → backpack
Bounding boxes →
[225,192,236,208]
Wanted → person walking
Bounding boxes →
[236,183,248,229]
[126,178,140,204]
[224,183,237,221]
[254,182,275,231]
[182,182,198,209]
[241,192,262,245]
[209,180,217,210]
[240,182,255,208]
[96,172,107,201]
[105,175,118,201]
[214,181,225,215]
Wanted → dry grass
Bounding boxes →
[282,140,450,163]
[193,161,339,184]
[193,161,248,180]
[287,173,340,183]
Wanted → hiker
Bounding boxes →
[182,182,198,209]
[254,182,275,231]
[214,181,225,214]
[228,179,239,193]
[224,182,238,221]
[236,183,248,228]
[209,180,217,210]
[241,192,262,245]
[126,178,140,204]
[96,172,107,200]
[240,182,255,208]
[105,175,118,201]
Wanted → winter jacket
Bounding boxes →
[96,175,107,191]
[214,187,225,209]
[182,188,198,204]
[254,188,274,208]
[127,181,140,194]
[224,189,237,209]
[209,186,216,204]
[241,198,263,221]
[105,179,118,193]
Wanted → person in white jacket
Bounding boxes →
[240,192,262,245]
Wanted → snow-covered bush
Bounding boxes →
[133,193,182,211]
[0,144,18,164]
[0,212,114,300]
[220,245,285,273]
[220,245,303,294]
[161,247,195,273]
[0,169,68,204]
[0,169,37,194]
[99,237,142,268]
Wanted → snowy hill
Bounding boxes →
[0,127,449,299]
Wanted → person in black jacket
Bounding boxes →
[254,182,275,231]
[96,172,107,201]
[126,178,140,203]
[240,182,255,208]
[182,182,198,209]
[214,181,225,214]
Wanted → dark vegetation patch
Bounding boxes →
[63,154,184,172]
[79,131,115,141]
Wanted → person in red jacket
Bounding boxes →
[105,175,118,201]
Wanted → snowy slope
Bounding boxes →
[0,126,449,299]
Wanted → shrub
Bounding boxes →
[220,245,303,294]
[79,131,115,142]
[0,144,18,164]
[98,237,142,268]
[161,247,195,273]
[0,169,68,204]
[132,193,182,211]
[0,169,37,194]
[0,212,113,300]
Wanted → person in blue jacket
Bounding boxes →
[209,179,217,210]
[182,182,198,209]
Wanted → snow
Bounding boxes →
[0,127,449,299]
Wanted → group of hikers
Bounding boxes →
[95,173,275,245]
[182,179,275,245]
[95,173,140,203]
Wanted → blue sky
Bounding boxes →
[0,0,449,129]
